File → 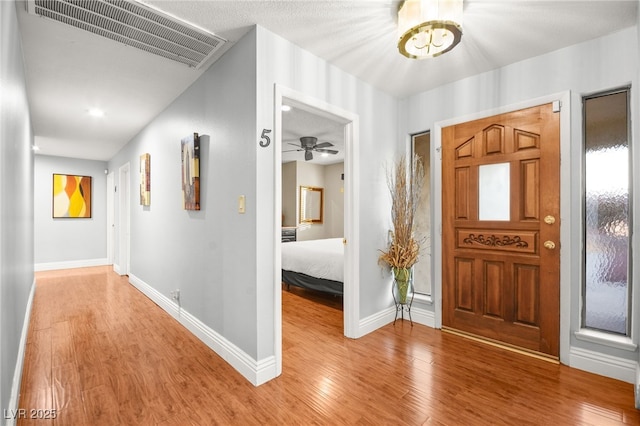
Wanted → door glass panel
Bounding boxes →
[583,89,630,335]
[478,162,510,221]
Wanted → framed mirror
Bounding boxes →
[300,186,323,223]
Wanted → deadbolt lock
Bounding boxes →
[544,215,556,225]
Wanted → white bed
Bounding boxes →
[281,238,344,295]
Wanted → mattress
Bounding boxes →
[281,237,344,283]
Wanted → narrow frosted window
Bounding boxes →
[583,89,631,335]
[412,132,431,296]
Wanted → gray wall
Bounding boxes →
[34,155,108,269]
[108,28,259,358]
[0,0,35,415]
[107,23,400,369]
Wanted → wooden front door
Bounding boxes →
[442,103,560,358]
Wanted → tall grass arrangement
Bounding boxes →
[379,154,425,269]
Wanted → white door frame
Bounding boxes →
[118,162,131,276]
[273,84,360,376]
[107,171,115,265]
[432,91,571,364]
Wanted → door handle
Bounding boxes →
[543,240,556,250]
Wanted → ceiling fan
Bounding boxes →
[283,136,338,161]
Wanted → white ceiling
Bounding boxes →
[16,0,638,162]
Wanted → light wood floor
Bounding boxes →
[16,266,640,425]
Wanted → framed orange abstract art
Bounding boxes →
[52,174,92,218]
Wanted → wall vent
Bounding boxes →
[26,0,227,69]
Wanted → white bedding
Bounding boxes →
[281,238,344,282]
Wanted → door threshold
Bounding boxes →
[442,326,559,364]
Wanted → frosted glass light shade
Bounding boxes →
[398,0,463,59]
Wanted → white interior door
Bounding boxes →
[118,163,130,276]
[107,171,115,265]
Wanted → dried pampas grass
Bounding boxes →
[379,154,425,269]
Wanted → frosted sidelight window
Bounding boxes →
[583,89,631,336]
[412,132,432,296]
[478,162,510,221]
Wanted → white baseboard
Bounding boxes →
[357,304,436,338]
[410,305,436,328]
[6,279,36,426]
[357,307,395,337]
[128,274,276,386]
[34,258,108,272]
[569,346,637,384]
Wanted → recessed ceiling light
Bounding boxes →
[32,145,40,152]
[281,105,292,112]
[88,108,105,117]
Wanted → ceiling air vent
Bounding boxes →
[26,0,226,69]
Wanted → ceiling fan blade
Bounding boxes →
[282,149,303,152]
[315,148,338,154]
[314,142,334,148]
[305,150,313,161]
[288,143,302,148]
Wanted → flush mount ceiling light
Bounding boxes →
[397,0,463,59]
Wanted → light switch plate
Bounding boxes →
[238,195,245,213]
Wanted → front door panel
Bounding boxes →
[442,103,560,357]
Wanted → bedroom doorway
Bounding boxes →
[274,85,360,377]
